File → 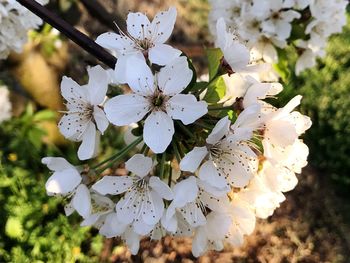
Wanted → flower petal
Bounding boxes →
[93,106,109,134]
[125,55,156,96]
[60,76,89,103]
[141,191,164,225]
[87,65,109,105]
[206,116,230,145]
[45,169,82,196]
[149,176,173,200]
[166,94,208,125]
[99,212,128,238]
[104,94,150,126]
[148,44,181,66]
[150,7,177,43]
[72,184,91,218]
[95,32,136,57]
[143,111,174,153]
[179,146,208,172]
[157,56,193,96]
[125,154,153,178]
[133,220,154,235]
[92,176,134,195]
[77,122,99,160]
[199,160,228,190]
[42,157,74,171]
[126,12,151,40]
[171,176,198,208]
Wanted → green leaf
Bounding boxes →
[204,76,226,104]
[33,110,56,122]
[5,217,24,239]
[206,48,223,81]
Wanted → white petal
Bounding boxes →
[60,76,88,103]
[96,32,136,57]
[149,44,181,66]
[161,212,177,233]
[64,202,75,216]
[92,176,134,195]
[80,214,100,227]
[223,43,250,72]
[42,157,74,171]
[58,113,89,142]
[150,7,177,43]
[144,111,174,153]
[99,213,128,238]
[170,176,198,209]
[166,94,208,125]
[93,106,109,134]
[126,12,151,40]
[262,43,278,64]
[124,227,141,255]
[125,154,153,177]
[72,184,91,218]
[104,94,150,126]
[45,169,81,196]
[266,120,298,148]
[141,191,164,225]
[157,56,193,96]
[149,176,173,200]
[125,55,156,96]
[180,146,208,172]
[206,116,230,145]
[77,122,99,160]
[116,192,138,224]
[87,65,109,105]
[192,227,208,257]
[133,220,154,235]
[199,160,228,190]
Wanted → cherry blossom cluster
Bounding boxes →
[209,0,347,75]
[0,85,11,123]
[0,0,48,59]
[42,7,311,257]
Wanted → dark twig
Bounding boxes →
[16,0,117,69]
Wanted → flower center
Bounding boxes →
[208,142,224,159]
[150,91,168,111]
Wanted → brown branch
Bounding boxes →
[80,0,125,32]
[16,0,117,69]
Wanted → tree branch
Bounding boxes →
[16,0,117,69]
[80,0,125,32]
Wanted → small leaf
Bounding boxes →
[5,217,23,239]
[33,110,56,122]
[206,48,223,81]
[204,76,226,104]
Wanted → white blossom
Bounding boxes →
[0,0,48,59]
[42,157,91,218]
[96,7,181,82]
[58,65,109,160]
[180,107,261,190]
[165,176,230,229]
[104,56,208,153]
[0,85,11,123]
[92,154,173,235]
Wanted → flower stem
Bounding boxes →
[176,121,195,139]
[208,105,233,111]
[93,137,143,172]
[167,165,173,187]
[172,141,181,163]
[16,0,117,69]
[159,153,166,179]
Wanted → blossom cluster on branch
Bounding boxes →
[209,0,347,75]
[0,0,48,59]
[42,7,311,257]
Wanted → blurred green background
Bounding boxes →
[0,0,349,262]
